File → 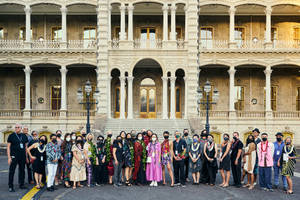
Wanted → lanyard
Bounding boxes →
[15,133,23,143]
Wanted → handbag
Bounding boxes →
[146,157,152,163]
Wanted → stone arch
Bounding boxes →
[29,60,63,67]
[234,60,268,68]
[37,129,53,140]
[271,0,300,7]
[271,62,300,68]
[199,1,231,7]
[234,0,267,7]
[0,61,26,67]
[29,0,63,7]
[132,0,164,6]
[130,57,166,76]
[66,0,97,7]
[0,1,26,6]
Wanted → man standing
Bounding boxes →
[273,132,287,190]
[257,133,274,192]
[230,132,243,188]
[252,128,261,185]
[22,126,33,184]
[182,129,192,182]
[199,130,209,184]
[172,131,187,187]
[7,124,29,192]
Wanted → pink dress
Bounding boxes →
[146,142,162,182]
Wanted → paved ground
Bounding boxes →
[0,155,299,200]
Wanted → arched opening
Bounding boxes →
[210,131,221,144]
[2,131,13,143]
[133,59,163,118]
[111,68,121,118]
[282,131,294,140]
[174,69,185,118]
[243,131,252,144]
[38,131,52,140]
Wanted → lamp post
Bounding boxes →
[196,80,219,134]
[77,80,100,134]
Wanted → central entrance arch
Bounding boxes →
[132,58,163,119]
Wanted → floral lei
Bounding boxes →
[88,141,97,165]
[137,140,147,170]
[105,137,112,162]
[129,141,135,168]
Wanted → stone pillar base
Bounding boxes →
[163,40,177,49]
[265,111,273,119]
[229,111,236,119]
[22,111,31,119]
[59,110,67,118]
[229,42,237,49]
[264,42,273,49]
[24,42,31,49]
[119,40,133,49]
[60,41,68,49]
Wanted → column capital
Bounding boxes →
[24,5,32,14]
[183,76,189,82]
[162,4,169,11]
[60,65,68,74]
[161,76,169,81]
[60,6,68,14]
[119,76,126,82]
[127,76,134,82]
[264,67,272,75]
[127,4,134,11]
[119,4,126,11]
[170,76,176,82]
[265,6,272,15]
[184,5,189,12]
[228,66,236,75]
[108,5,112,11]
[24,66,32,74]
[228,6,236,15]
[170,4,177,11]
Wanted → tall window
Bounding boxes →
[234,27,245,48]
[271,27,278,47]
[0,27,3,39]
[176,27,183,40]
[19,27,32,40]
[83,27,96,40]
[51,86,61,110]
[264,86,277,111]
[297,87,300,111]
[19,85,32,110]
[114,26,120,39]
[294,27,300,46]
[83,85,96,110]
[234,86,244,110]
[200,27,213,48]
[52,27,62,41]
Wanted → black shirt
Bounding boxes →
[230,139,243,160]
[7,132,28,159]
[113,140,123,162]
[173,139,187,157]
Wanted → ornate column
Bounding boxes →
[162,3,169,42]
[228,66,236,117]
[170,3,177,41]
[127,4,134,41]
[162,76,168,119]
[264,66,272,112]
[119,4,126,41]
[60,5,68,48]
[24,5,32,48]
[120,76,126,119]
[127,76,133,119]
[107,76,112,118]
[60,66,68,110]
[183,77,188,119]
[170,76,176,119]
[24,65,32,110]
[264,6,272,49]
[184,5,188,41]
[229,6,236,49]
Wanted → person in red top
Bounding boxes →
[143,130,152,146]
[161,131,174,187]
[132,133,147,185]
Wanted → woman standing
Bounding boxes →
[113,135,123,187]
[203,134,218,186]
[104,131,114,184]
[132,133,147,185]
[61,133,73,188]
[83,133,97,187]
[120,131,132,186]
[126,133,134,183]
[146,134,162,187]
[280,137,297,194]
[219,134,231,187]
[27,135,47,189]
[161,131,174,187]
[189,134,202,185]
[70,136,86,189]
[242,135,256,190]
[95,135,106,185]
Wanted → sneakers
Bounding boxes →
[181,184,186,188]
[153,182,158,187]
[150,181,154,187]
[47,187,54,192]
[19,185,28,190]
[253,182,257,186]
[174,183,181,186]
[9,188,15,192]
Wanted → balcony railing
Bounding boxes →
[0,110,23,118]
[236,111,266,118]
[273,111,300,118]
[0,40,24,49]
[31,40,61,49]
[133,38,162,49]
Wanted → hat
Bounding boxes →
[252,128,260,133]
[275,132,283,137]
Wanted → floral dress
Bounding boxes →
[281,145,297,177]
[70,144,86,182]
[161,139,171,165]
[61,142,73,181]
[189,142,202,173]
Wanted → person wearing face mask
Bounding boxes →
[83,133,97,187]
[104,131,114,184]
[120,131,132,186]
[113,136,123,187]
[230,132,243,188]
[242,135,256,190]
[55,131,63,186]
[182,129,192,182]
[273,132,287,191]
[27,135,47,189]
[257,133,274,192]
[46,134,62,191]
[252,128,261,186]
[172,131,187,187]
[219,134,231,187]
[132,133,147,185]
[161,131,174,187]
[94,135,107,186]
[203,134,218,186]
[144,130,152,146]
[280,137,297,194]
[189,134,202,185]
[71,132,77,144]
[146,134,162,187]
[61,133,73,188]
[70,136,86,189]
[199,130,209,184]
[126,133,135,183]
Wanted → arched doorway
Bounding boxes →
[39,131,52,140]
[210,131,221,144]
[140,78,156,118]
[243,131,252,144]
[282,131,294,140]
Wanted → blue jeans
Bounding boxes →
[273,165,287,188]
[259,167,272,189]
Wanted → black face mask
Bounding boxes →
[76,140,83,144]
[233,136,237,141]
[247,139,254,145]
[52,139,57,144]
[286,142,291,145]
[262,137,267,142]
[276,137,282,142]
[40,139,46,145]
[224,137,229,141]
[57,134,62,138]
[97,139,104,143]
[164,135,169,139]
[184,133,188,137]
[127,138,132,142]
[108,134,112,138]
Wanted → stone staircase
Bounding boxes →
[103,119,191,140]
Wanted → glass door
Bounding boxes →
[140,27,156,48]
[140,87,156,118]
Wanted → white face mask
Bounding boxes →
[66,137,71,142]
[71,136,76,140]
[61,136,64,140]
[152,138,156,142]
[138,136,142,140]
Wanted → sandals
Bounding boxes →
[222,184,229,188]
[248,185,254,190]
[36,184,41,189]
[125,180,132,186]
[243,184,250,188]
[286,190,293,194]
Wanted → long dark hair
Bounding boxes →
[61,133,71,150]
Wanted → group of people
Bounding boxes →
[7,124,297,195]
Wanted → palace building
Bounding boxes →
[0,0,299,145]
